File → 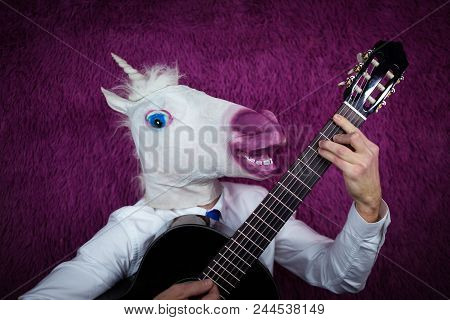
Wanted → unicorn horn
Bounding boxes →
[111,53,145,81]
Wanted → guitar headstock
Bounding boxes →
[339,41,408,117]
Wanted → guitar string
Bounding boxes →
[350,55,392,115]
[349,61,372,114]
[203,62,373,288]
[208,65,374,290]
[205,59,387,293]
[204,103,361,287]
[202,105,360,292]
[239,107,362,271]
[228,74,369,279]
[249,67,370,249]
[203,102,363,290]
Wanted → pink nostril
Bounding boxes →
[261,109,280,125]
[231,108,283,137]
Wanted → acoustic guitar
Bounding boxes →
[98,40,408,299]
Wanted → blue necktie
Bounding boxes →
[205,209,221,221]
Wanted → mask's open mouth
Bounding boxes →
[239,146,276,168]
[229,108,286,178]
[230,131,286,178]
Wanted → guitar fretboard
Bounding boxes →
[200,101,367,297]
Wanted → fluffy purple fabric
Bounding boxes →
[0,0,448,299]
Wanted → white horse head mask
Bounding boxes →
[101,54,286,209]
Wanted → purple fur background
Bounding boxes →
[0,0,449,299]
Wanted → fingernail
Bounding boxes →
[318,140,323,147]
[333,114,341,121]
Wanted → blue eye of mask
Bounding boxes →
[146,111,169,129]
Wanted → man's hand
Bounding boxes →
[318,114,382,223]
[154,279,220,300]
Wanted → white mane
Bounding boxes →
[118,64,182,101]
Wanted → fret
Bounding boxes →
[343,101,367,120]
[267,193,294,212]
[202,272,231,294]
[218,252,245,274]
[244,221,271,242]
[223,245,251,267]
[289,160,321,182]
[259,203,285,223]
[286,171,311,190]
[276,181,303,201]
[319,131,331,140]
[298,150,316,165]
[252,212,278,232]
[340,103,366,127]
[310,126,335,148]
[307,145,317,154]
[298,159,320,177]
[231,238,258,259]
[210,261,240,281]
[237,230,263,251]
[206,267,236,288]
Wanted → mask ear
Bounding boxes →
[100,87,131,114]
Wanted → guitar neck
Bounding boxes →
[201,101,367,297]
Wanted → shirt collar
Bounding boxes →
[172,191,224,218]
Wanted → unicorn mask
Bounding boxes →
[101,54,286,209]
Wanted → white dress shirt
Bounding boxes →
[21,181,390,299]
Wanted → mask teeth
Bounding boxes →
[244,155,273,166]
[243,155,255,163]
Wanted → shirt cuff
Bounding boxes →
[344,199,390,239]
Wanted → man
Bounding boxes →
[21,58,389,299]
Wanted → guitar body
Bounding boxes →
[97,215,279,299]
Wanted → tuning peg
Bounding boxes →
[376,100,387,113]
[396,75,405,84]
[348,62,364,75]
[357,53,364,63]
[338,75,355,87]
[362,50,372,61]
[356,50,371,63]
[383,87,396,100]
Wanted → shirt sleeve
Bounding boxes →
[274,200,390,294]
[19,205,158,300]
